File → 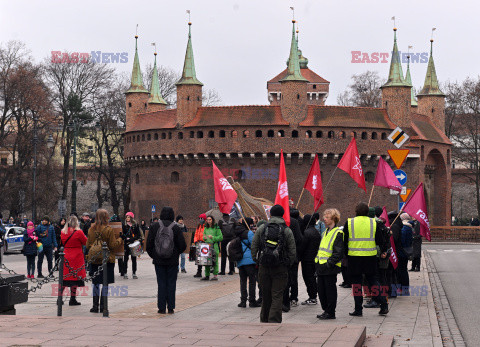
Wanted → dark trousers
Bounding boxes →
[258,264,288,323]
[301,261,317,300]
[92,284,108,309]
[123,247,137,275]
[118,258,124,274]
[283,262,299,307]
[350,273,387,312]
[37,246,53,275]
[26,255,36,276]
[397,257,410,293]
[341,265,350,285]
[239,264,257,303]
[411,257,421,270]
[154,264,178,311]
[317,274,338,315]
[220,239,234,273]
[196,265,202,274]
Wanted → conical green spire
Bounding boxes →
[280,20,307,82]
[149,53,167,104]
[405,56,418,106]
[382,29,408,87]
[287,28,309,69]
[126,35,149,94]
[418,40,444,96]
[176,23,203,86]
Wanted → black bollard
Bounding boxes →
[102,242,109,317]
[57,247,65,317]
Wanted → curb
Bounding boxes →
[424,250,466,346]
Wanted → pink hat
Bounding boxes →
[126,212,134,219]
[27,221,34,227]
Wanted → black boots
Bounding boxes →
[90,296,100,313]
[69,297,81,306]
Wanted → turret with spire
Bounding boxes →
[280,19,308,125]
[125,35,150,132]
[176,21,203,126]
[380,28,412,128]
[148,52,168,112]
[417,39,446,132]
[405,55,418,108]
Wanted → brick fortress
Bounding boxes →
[124,21,452,226]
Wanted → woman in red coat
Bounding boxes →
[61,215,87,306]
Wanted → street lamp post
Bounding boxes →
[68,117,89,216]
[32,116,38,223]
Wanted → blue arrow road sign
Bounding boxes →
[151,205,156,213]
[394,169,407,186]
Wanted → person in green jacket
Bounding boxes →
[202,215,223,281]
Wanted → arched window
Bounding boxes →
[197,96,201,101]
[278,130,285,137]
[255,130,262,138]
[219,130,226,138]
[168,132,172,139]
[189,131,195,138]
[361,132,367,140]
[365,171,375,183]
[135,173,139,184]
[197,131,203,138]
[381,132,387,140]
[306,130,312,138]
[351,131,357,138]
[128,102,132,107]
[141,134,145,141]
[297,94,300,99]
[371,132,377,140]
[132,136,136,143]
[154,133,158,140]
[187,96,190,101]
[208,130,215,138]
[340,131,346,139]
[328,131,334,138]
[147,133,151,141]
[178,132,183,139]
[161,133,166,139]
[231,130,238,138]
[292,130,299,138]
[137,135,140,142]
[171,171,179,183]
[267,130,274,137]
[243,130,250,138]
[316,131,323,138]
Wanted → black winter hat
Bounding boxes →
[290,208,300,219]
[270,204,285,217]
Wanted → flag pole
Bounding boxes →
[305,166,339,227]
[234,202,252,231]
[367,185,375,206]
[295,188,305,209]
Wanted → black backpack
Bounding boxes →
[259,223,286,266]
[221,220,236,240]
[227,237,249,262]
[155,221,175,259]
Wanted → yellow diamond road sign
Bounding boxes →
[388,127,409,148]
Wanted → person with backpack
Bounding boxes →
[193,214,206,278]
[201,216,223,281]
[218,213,236,275]
[232,217,260,308]
[300,214,321,306]
[146,207,186,314]
[398,213,414,295]
[121,212,141,279]
[251,205,296,323]
[86,209,122,313]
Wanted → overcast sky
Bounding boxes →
[1,0,477,106]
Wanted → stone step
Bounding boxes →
[362,334,394,347]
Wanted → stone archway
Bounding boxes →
[424,149,448,225]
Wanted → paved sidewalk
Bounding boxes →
[1,254,441,346]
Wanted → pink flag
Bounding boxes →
[402,182,431,241]
[212,161,238,214]
[275,150,290,226]
[373,157,402,191]
[389,235,398,269]
[380,206,390,227]
[337,137,366,192]
[303,154,324,210]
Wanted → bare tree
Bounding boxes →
[444,81,465,138]
[337,71,384,107]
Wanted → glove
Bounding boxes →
[32,236,38,241]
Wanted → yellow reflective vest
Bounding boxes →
[347,216,377,256]
[315,227,343,267]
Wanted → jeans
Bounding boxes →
[317,274,338,315]
[154,264,178,311]
[37,246,53,275]
[258,264,288,323]
[123,247,137,275]
[239,264,257,303]
[301,261,317,300]
[179,253,186,270]
[26,255,36,276]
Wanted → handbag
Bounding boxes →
[188,244,196,262]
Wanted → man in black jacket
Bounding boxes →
[218,213,235,275]
[300,214,321,305]
[146,207,187,314]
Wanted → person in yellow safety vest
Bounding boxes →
[343,202,390,317]
[314,208,344,320]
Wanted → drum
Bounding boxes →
[129,240,143,257]
[195,243,213,266]
[109,222,124,259]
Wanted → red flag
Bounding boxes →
[402,183,431,241]
[380,206,390,227]
[303,154,324,210]
[212,161,238,214]
[337,137,366,192]
[274,150,290,226]
[389,235,398,269]
[374,157,402,191]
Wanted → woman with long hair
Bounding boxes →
[201,215,223,281]
[121,212,141,279]
[23,222,38,279]
[86,209,122,313]
[60,215,87,306]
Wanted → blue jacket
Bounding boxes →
[237,230,255,267]
[23,231,38,256]
[35,224,57,248]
